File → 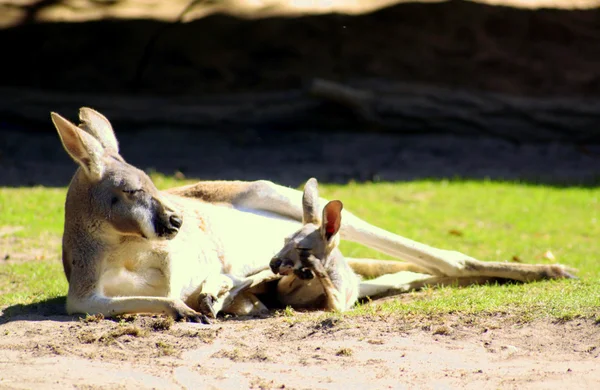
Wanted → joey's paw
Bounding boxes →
[294,267,315,280]
[197,293,219,319]
[299,254,328,279]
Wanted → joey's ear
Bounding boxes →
[302,178,320,224]
[51,112,106,180]
[321,200,343,241]
[78,107,119,152]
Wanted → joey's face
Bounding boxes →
[269,224,330,276]
[269,178,343,277]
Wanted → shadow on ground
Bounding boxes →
[0,296,69,324]
[2,1,600,97]
[2,1,600,188]
[1,124,599,188]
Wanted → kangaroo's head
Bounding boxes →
[270,178,343,276]
[51,107,183,241]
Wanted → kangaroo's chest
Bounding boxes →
[101,240,173,298]
[100,228,221,300]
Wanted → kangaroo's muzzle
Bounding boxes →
[154,212,183,239]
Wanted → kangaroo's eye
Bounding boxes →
[122,189,143,195]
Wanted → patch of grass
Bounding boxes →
[0,187,66,239]
[352,278,599,321]
[80,313,105,323]
[77,330,98,344]
[212,347,270,362]
[155,340,175,356]
[320,181,599,280]
[249,377,283,390]
[100,325,148,343]
[1,176,598,322]
[433,325,452,335]
[336,347,353,357]
[114,314,138,323]
[249,349,271,362]
[0,260,67,308]
[276,306,297,318]
[212,348,243,362]
[172,328,219,343]
[147,171,198,189]
[149,316,174,331]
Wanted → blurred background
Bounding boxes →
[1,0,600,186]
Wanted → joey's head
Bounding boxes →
[51,108,183,240]
[270,177,343,275]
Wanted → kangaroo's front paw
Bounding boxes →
[171,301,211,324]
[197,293,218,319]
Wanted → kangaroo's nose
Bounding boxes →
[169,215,183,229]
[270,258,282,274]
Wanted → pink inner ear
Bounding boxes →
[326,224,336,236]
[324,206,340,238]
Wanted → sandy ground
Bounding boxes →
[0,310,599,389]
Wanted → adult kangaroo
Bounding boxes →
[50,107,575,321]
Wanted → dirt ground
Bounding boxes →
[0,309,598,389]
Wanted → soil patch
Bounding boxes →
[0,310,598,389]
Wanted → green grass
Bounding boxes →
[0,186,66,238]
[0,261,66,307]
[1,175,598,321]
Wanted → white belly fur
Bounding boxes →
[98,197,301,302]
[206,206,302,276]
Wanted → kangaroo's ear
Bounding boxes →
[78,107,119,152]
[51,112,106,181]
[321,200,343,241]
[302,177,320,225]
